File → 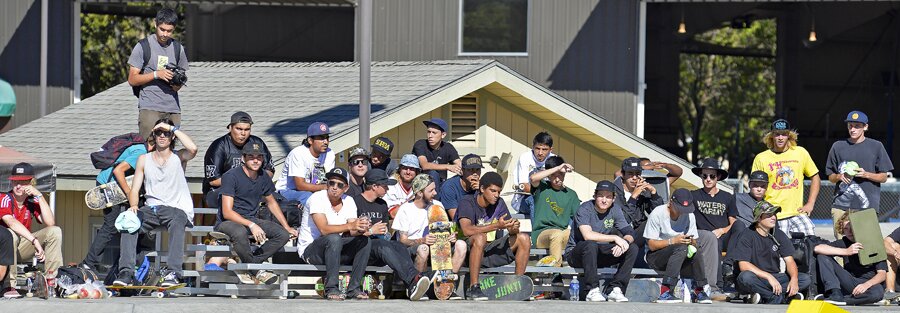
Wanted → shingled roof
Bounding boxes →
[0,60,496,179]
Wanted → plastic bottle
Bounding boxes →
[569,276,580,301]
[682,279,691,303]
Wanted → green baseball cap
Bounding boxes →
[753,201,782,222]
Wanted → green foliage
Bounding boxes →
[462,0,527,53]
[678,19,776,174]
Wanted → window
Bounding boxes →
[449,94,478,146]
[459,0,529,56]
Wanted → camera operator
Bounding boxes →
[127,8,190,140]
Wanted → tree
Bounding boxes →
[678,19,777,177]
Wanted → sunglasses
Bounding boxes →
[350,159,368,166]
[700,173,718,179]
[759,212,776,219]
[327,180,346,189]
[311,135,330,141]
[153,129,173,137]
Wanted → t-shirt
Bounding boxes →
[890,227,900,243]
[411,139,459,181]
[510,150,554,212]
[751,146,819,219]
[825,237,888,279]
[690,189,737,231]
[730,226,795,274]
[275,146,335,191]
[530,181,579,244]
[392,200,444,240]
[296,190,358,256]
[203,134,274,195]
[0,193,42,229]
[734,193,760,227]
[437,176,475,212]
[346,179,364,198]
[96,144,147,184]
[217,166,275,224]
[127,34,189,113]
[566,200,634,255]
[372,158,399,177]
[643,205,698,242]
[455,193,510,241]
[384,182,413,209]
[353,194,389,225]
[825,139,894,210]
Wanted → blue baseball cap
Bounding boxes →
[845,111,868,124]
[423,118,449,133]
[307,122,331,136]
[400,154,420,169]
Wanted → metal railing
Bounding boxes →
[723,179,900,221]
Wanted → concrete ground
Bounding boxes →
[0,297,894,313]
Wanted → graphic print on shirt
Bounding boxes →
[834,161,870,208]
[768,160,799,190]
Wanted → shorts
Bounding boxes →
[777,214,815,237]
[465,235,516,268]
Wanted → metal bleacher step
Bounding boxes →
[194,208,218,215]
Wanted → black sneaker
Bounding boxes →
[824,290,846,306]
[407,272,432,301]
[466,284,488,301]
[113,271,133,287]
[160,270,181,288]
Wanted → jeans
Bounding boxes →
[82,203,127,268]
[516,195,534,216]
[214,218,290,264]
[566,241,638,298]
[735,271,811,303]
[118,205,190,275]
[817,254,884,305]
[279,189,313,208]
[646,243,707,288]
[368,239,418,286]
[301,234,371,296]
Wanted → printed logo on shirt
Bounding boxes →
[696,201,727,216]
[157,55,169,69]
[767,160,800,190]
[205,165,217,178]
[546,197,564,215]
[232,157,243,169]
[603,218,614,229]
[771,245,778,252]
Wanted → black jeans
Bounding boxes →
[566,240,638,297]
[735,271,811,303]
[816,254,884,305]
[118,205,191,275]
[646,243,707,288]
[301,234,371,296]
[83,203,127,268]
[368,239,419,286]
[214,218,290,264]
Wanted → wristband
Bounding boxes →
[31,238,38,244]
[667,238,672,246]
[171,125,179,133]
[248,222,257,229]
[153,71,158,80]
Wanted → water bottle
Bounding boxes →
[569,276,580,301]
[681,279,692,303]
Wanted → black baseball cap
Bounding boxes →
[9,162,34,181]
[670,188,695,214]
[462,154,484,169]
[229,111,253,126]
[749,170,768,183]
[595,180,615,193]
[364,169,398,186]
[325,167,348,183]
[771,119,790,131]
[621,157,642,173]
[371,137,394,155]
[241,142,265,156]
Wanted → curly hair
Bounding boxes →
[834,210,852,236]
[763,130,798,150]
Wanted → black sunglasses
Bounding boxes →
[350,159,368,166]
[700,173,718,179]
[327,180,346,189]
[153,129,173,137]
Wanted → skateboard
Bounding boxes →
[428,204,458,300]
[209,231,240,260]
[85,175,133,210]
[314,274,382,299]
[474,274,534,301]
[107,283,187,298]
[624,278,661,303]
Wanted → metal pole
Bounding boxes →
[40,0,48,116]
[635,0,647,138]
[359,0,372,149]
[73,0,82,103]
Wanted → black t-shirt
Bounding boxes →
[890,227,900,243]
[455,193,509,240]
[353,194,389,225]
[411,139,459,181]
[203,134,274,194]
[217,166,275,224]
[372,158,399,177]
[826,237,888,279]
[346,180,364,198]
[690,189,737,231]
[730,226,795,274]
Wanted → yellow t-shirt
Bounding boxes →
[751,146,819,219]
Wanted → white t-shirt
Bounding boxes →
[297,190,358,257]
[384,181,413,209]
[391,200,443,240]
[510,150,554,212]
[275,145,335,191]
[643,204,698,241]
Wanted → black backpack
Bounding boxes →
[90,133,145,170]
[57,266,100,285]
[132,37,182,98]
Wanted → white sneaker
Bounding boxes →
[585,287,606,302]
[606,287,629,302]
[236,272,255,284]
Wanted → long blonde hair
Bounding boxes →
[763,130,799,150]
[834,210,851,236]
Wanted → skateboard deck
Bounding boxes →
[475,274,534,301]
[428,204,457,300]
[85,176,134,210]
[848,209,888,265]
[107,283,186,298]
[314,274,381,299]
[625,278,661,303]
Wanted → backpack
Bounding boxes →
[90,133,145,170]
[132,37,183,98]
[57,265,100,285]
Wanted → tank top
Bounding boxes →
[142,152,194,219]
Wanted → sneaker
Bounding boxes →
[884,290,899,301]
[705,285,728,302]
[748,293,761,304]
[607,287,629,302]
[256,270,278,285]
[449,288,463,300]
[789,292,804,302]
[160,270,181,288]
[536,256,559,267]
[694,290,713,304]
[585,287,606,302]
[113,271,133,287]
[236,272,255,284]
[2,287,20,298]
[204,263,225,271]
[406,272,431,301]
[656,289,682,303]
[824,290,845,306]
[466,284,488,301]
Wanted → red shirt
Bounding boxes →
[0,193,42,229]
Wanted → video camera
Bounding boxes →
[164,64,188,86]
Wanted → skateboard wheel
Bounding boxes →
[378,295,385,300]
[152,291,163,298]
[26,292,33,298]
[231,295,238,299]
[278,296,286,300]
[25,272,33,278]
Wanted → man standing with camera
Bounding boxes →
[127,8,189,139]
